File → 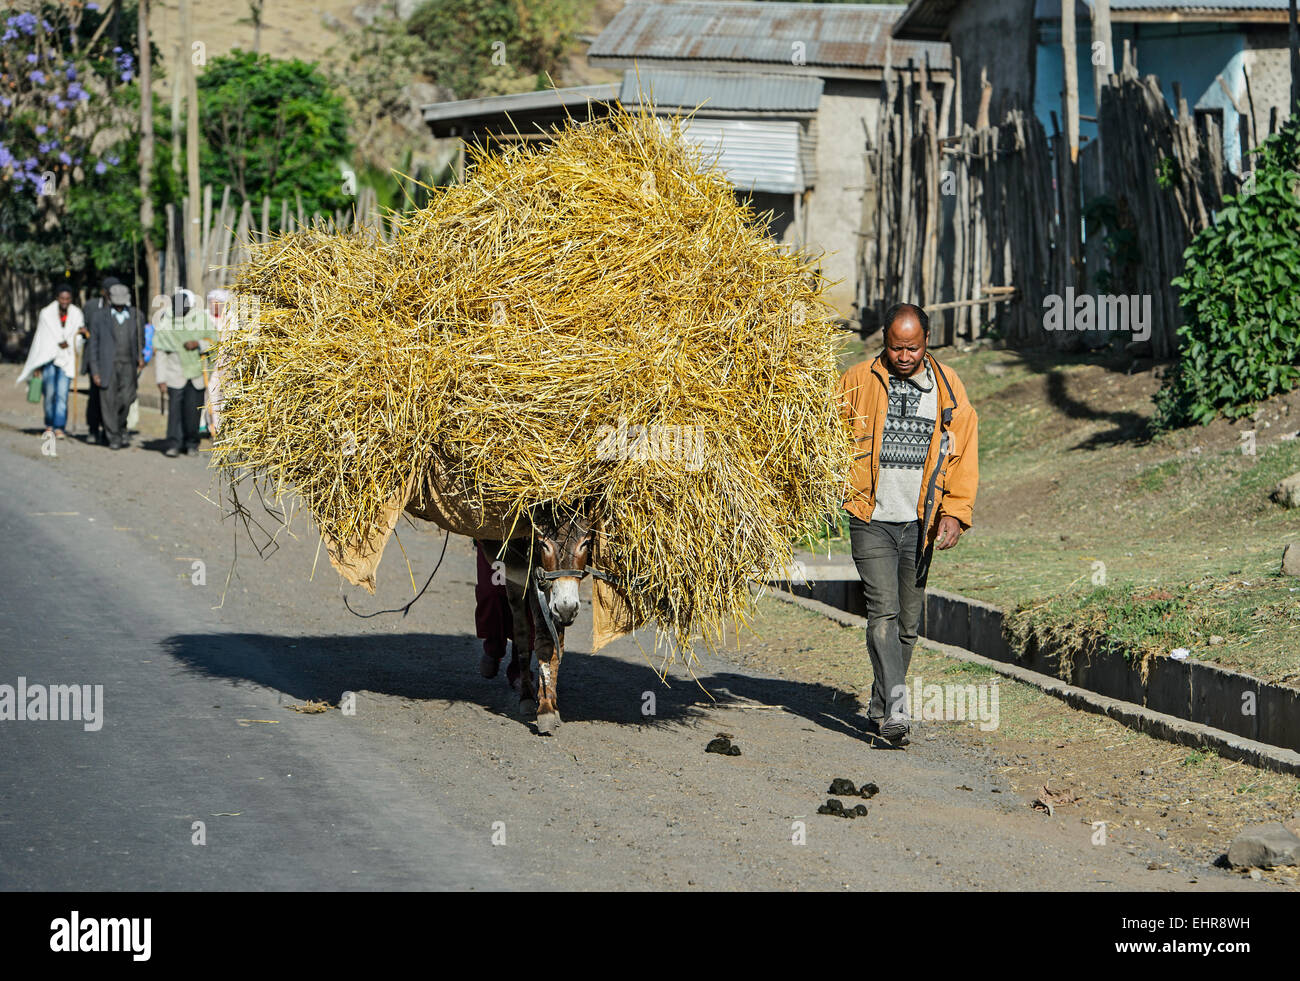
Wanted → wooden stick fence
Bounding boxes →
[862,47,1245,355]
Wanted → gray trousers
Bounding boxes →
[849,515,930,722]
[99,360,138,445]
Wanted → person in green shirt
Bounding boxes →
[152,288,218,458]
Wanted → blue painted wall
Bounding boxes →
[1034,21,1249,172]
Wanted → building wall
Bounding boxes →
[806,79,884,318]
[1245,28,1295,140]
[948,0,1038,124]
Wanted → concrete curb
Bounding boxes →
[761,582,1300,777]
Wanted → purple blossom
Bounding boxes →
[29,70,46,84]
[120,70,133,82]
[25,52,37,63]
[106,153,120,166]
[87,3,100,9]
[65,66,76,80]
[0,146,13,169]
[94,160,107,175]
[2,30,17,43]
[38,142,52,154]
[0,96,10,108]
[58,151,71,165]
[35,124,47,135]
[23,157,37,170]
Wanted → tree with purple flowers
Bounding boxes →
[0,1,165,325]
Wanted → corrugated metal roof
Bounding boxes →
[620,69,824,112]
[897,0,1292,39]
[591,2,952,73]
[1035,0,1292,15]
[662,117,808,193]
[422,84,618,124]
[1106,0,1292,8]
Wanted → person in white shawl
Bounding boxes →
[17,285,85,439]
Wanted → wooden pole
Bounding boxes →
[182,0,201,295]
[1062,0,1080,164]
[1290,0,1299,118]
[137,0,159,309]
[1090,0,1113,112]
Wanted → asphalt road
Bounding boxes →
[0,402,1275,891]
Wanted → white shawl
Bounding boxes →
[17,301,85,384]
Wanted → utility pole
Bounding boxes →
[137,0,159,307]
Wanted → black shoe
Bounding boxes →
[108,440,123,450]
[881,715,911,746]
[185,443,200,455]
[863,717,882,737]
[164,445,180,458]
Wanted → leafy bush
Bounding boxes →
[1157,120,1300,427]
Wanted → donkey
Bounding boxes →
[483,505,598,735]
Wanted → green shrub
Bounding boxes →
[1157,120,1300,427]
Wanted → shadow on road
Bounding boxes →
[160,631,893,746]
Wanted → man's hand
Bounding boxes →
[158,383,167,395]
[58,340,68,348]
[92,374,101,387]
[183,340,200,351]
[137,359,144,370]
[77,327,89,338]
[935,516,964,550]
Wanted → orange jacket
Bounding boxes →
[835,353,979,545]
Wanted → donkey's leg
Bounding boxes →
[532,592,564,735]
[503,574,536,717]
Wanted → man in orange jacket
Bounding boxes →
[836,303,979,745]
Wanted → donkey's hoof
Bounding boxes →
[535,711,561,735]
[519,697,537,718]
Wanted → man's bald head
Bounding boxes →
[882,302,928,378]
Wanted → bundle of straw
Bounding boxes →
[213,107,852,656]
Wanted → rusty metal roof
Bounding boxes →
[589,2,952,75]
[895,0,1293,40]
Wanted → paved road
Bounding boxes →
[0,408,1273,891]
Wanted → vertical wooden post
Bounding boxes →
[137,0,159,309]
[182,0,201,295]
[1289,0,1299,118]
[1062,0,1080,164]
[1090,0,1113,112]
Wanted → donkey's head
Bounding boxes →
[531,504,598,628]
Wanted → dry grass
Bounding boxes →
[211,106,852,657]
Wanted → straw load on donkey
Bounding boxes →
[211,107,853,733]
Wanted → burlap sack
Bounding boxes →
[324,455,640,649]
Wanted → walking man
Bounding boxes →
[153,288,217,457]
[81,276,120,444]
[87,283,144,450]
[836,303,979,745]
[17,284,84,440]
